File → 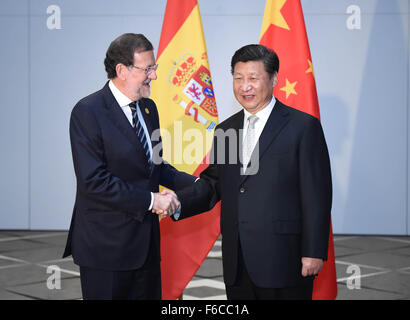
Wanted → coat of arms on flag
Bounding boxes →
[169,53,217,132]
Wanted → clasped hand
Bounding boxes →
[152,190,180,218]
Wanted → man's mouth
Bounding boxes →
[142,80,151,88]
[242,95,255,101]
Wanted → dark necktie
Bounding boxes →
[129,102,152,167]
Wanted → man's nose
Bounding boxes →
[149,70,157,80]
[240,81,251,92]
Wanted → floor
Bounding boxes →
[0,231,409,300]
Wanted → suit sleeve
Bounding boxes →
[158,161,197,190]
[70,102,151,222]
[299,117,332,260]
[174,134,222,220]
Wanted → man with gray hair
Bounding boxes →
[63,33,195,300]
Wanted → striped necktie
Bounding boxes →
[129,102,152,167]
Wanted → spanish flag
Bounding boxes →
[259,0,337,299]
[151,0,220,300]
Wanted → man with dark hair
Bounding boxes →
[104,33,153,79]
[169,44,332,300]
[63,33,196,300]
[230,44,279,78]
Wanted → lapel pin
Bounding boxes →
[145,108,150,115]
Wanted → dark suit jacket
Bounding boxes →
[63,82,196,271]
[176,99,332,288]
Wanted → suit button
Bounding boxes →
[239,187,245,193]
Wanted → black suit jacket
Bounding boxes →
[176,99,332,288]
[63,82,196,271]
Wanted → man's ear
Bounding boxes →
[272,72,279,88]
[116,63,127,81]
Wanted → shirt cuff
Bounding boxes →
[173,204,181,220]
[148,192,154,211]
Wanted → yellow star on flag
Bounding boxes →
[260,0,290,40]
[305,59,314,78]
[280,78,297,99]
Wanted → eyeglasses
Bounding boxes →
[129,64,158,75]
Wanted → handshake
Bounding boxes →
[152,190,180,219]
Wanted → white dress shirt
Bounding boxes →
[108,81,153,158]
[242,96,276,162]
[108,80,154,210]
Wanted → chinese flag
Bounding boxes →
[150,0,220,300]
[259,0,337,299]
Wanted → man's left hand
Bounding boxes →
[301,257,323,277]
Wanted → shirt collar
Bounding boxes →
[243,96,276,124]
[108,80,134,108]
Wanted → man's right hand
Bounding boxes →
[152,190,180,218]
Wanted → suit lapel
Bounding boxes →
[138,99,158,176]
[239,100,290,185]
[223,111,244,184]
[256,101,290,162]
[138,99,154,140]
[101,82,141,150]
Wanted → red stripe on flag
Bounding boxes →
[157,0,197,60]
